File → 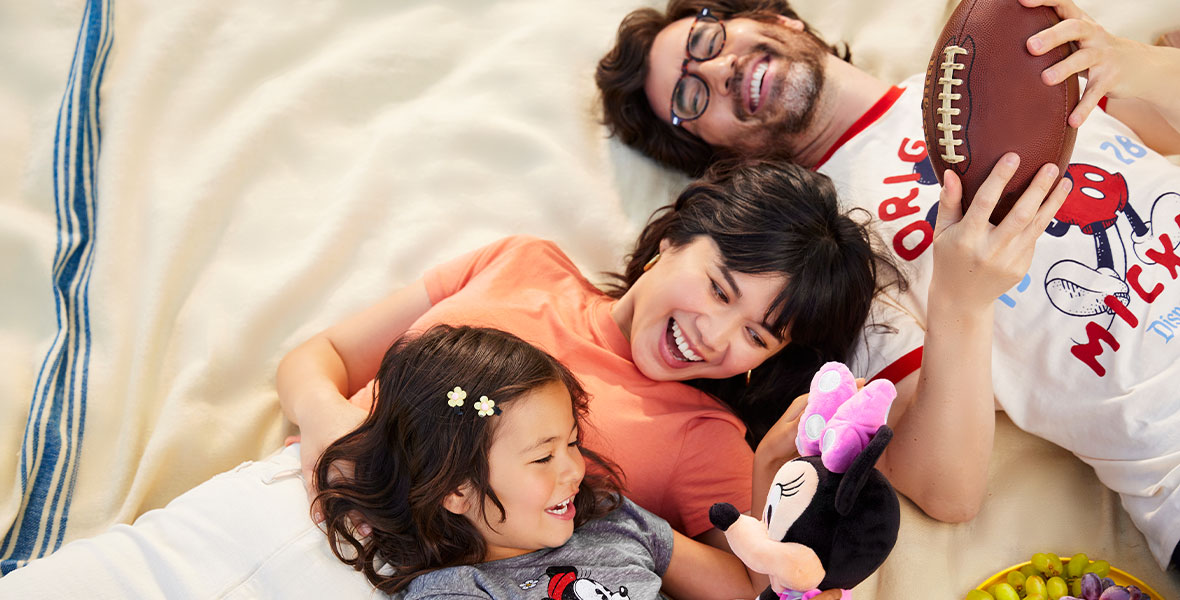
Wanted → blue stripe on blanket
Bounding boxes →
[1,0,113,575]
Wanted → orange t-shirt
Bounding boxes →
[415,236,753,536]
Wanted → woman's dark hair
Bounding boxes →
[596,0,851,176]
[606,159,903,445]
[314,325,623,593]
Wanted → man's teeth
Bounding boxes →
[750,62,769,110]
[547,499,571,514]
[670,319,703,362]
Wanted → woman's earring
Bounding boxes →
[643,253,661,272]
[745,370,753,385]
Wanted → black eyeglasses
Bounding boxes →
[670,7,727,127]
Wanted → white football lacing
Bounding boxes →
[936,45,969,164]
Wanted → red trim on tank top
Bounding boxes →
[813,86,904,169]
[869,346,923,385]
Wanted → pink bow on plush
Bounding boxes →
[795,362,895,473]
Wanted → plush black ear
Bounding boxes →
[821,468,900,590]
[835,425,892,516]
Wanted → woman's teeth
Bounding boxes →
[546,498,572,515]
[750,61,769,110]
[670,319,702,362]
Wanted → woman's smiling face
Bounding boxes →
[616,235,790,382]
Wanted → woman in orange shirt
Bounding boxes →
[0,159,893,598]
[278,159,901,547]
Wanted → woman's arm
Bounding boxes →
[661,529,765,600]
[1021,0,1180,154]
[874,156,1072,523]
[276,279,433,504]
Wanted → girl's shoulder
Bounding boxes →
[571,496,675,573]
[403,498,673,600]
[401,565,492,599]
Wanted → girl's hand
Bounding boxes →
[1019,0,1155,128]
[931,154,1071,313]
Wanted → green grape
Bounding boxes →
[1025,575,1048,598]
[1021,564,1042,579]
[1031,552,1051,574]
[1007,570,1027,594]
[966,590,995,600]
[992,582,1021,600]
[1046,576,1069,599]
[1082,559,1111,578]
[1070,578,1083,597]
[1025,595,1046,600]
[986,584,1001,598]
[1066,553,1090,578]
[1045,553,1064,578]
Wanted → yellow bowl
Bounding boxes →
[975,558,1166,599]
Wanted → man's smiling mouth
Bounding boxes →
[750,60,769,111]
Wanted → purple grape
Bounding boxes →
[1081,573,1103,600]
[1102,577,1117,590]
[1124,585,1144,600]
[1099,585,1131,600]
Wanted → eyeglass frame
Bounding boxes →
[670,7,727,127]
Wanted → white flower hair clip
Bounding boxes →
[474,395,501,418]
[444,387,500,417]
[446,386,467,415]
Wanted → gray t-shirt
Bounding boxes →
[403,497,673,599]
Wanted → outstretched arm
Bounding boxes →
[661,529,764,600]
[876,155,1072,522]
[276,280,433,506]
[1021,0,1180,154]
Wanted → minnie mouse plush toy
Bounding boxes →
[709,362,901,600]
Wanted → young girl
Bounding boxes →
[279,159,901,548]
[318,324,785,598]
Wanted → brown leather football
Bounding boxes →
[921,0,1079,225]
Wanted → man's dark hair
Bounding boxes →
[596,0,850,176]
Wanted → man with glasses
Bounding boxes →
[597,0,1180,573]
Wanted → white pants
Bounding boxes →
[0,444,383,599]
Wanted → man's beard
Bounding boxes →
[734,30,827,149]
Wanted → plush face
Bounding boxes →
[762,458,820,542]
[766,456,839,572]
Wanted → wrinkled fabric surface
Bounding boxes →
[1,0,1177,597]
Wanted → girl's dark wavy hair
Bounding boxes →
[606,159,903,445]
[596,0,851,176]
[314,325,624,593]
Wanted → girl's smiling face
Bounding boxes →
[447,380,586,561]
[614,235,790,382]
